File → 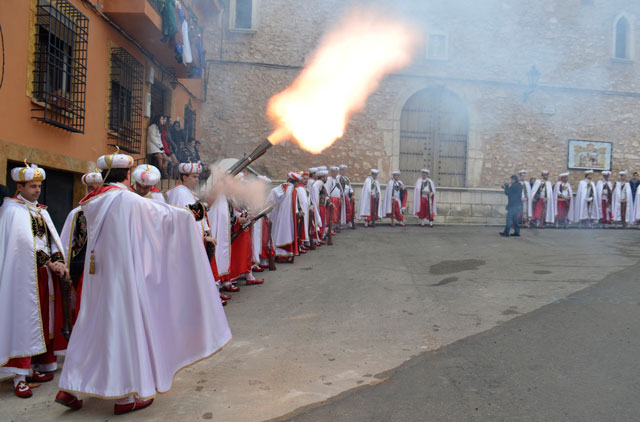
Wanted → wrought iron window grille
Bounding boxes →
[31,0,88,133]
[108,47,144,153]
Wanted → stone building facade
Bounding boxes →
[199,0,640,203]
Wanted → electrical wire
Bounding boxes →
[0,24,5,90]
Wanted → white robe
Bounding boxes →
[553,181,576,222]
[531,179,556,223]
[520,180,532,218]
[613,181,634,223]
[207,195,231,279]
[60,206,83,266]
[149,191,167,203]
[633,186,640,222]
[573,179,599,221]
[382,179,405,216]
[58,185,231,399]
[412,177,438,216]
[596,179,614,220]
[357,176,383,219]
[268,183,296,257]
[326,176,346,225]
[0,198,66,375]
[296,184,310,242]
[309,180,324,238]
[166,184,208,238]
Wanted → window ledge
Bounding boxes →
[229,28,257,34]
[611,57,634,64]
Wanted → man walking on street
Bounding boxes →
[501,175,523,237]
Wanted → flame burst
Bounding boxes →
[267,9,420,154]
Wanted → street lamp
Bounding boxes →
[523,65,541,103]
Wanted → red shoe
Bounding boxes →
[299,248,307,254]
[246,278,264,285]
[252,266,265,273]
[223,284,240,292]
[220,293,232,300]
[55,391,83,409]
[15,381,32,398]
[27,371,54,383]
[114,397,154,415]
[221,300,228,306]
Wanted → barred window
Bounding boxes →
[108,48,144,153]
[32,0,88,133]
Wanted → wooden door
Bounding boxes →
[399,87,468,187]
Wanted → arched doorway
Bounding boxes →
[399,87,469,187]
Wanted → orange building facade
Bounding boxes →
[0,0,218,229]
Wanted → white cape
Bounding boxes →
[553,181,576,222]
[58,186,231,399]
[207,194,231,279]
[573,179,599,221]
[521,181,532,218]
[613,182,634,223]
[166,184,207,237]
[357,176,383,219]
[531,179,556,223]
[309,180,324,236]
[60,206,82,266]
[412,177,438,216]
[326,177,346,224]
[382,179,405,216]
[268,183,296,257]
[296,185,310,241]
[0,198,65,368]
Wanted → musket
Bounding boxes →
[327,199,334,246]
[266,218,277,271]
[350,194,356,230]
[308,207,317,250]
[59,275,73,341]
[231,204,275,243]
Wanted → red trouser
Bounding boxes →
[366,198,378,222]
[556,201,569,221]
[388,200,404,222]
[319,205,327,236]
[533,200,546,220]
[601,200,612,223]
[330,197,341,225]
[345,198,354,222]
[230,222,253,278]
[3,268,60,373]
[416,197,432,220]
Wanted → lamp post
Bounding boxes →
[523,65,541,103]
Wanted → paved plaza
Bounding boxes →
[2,226,639,421]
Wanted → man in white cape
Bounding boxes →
[413,169,437,227]
[55,152,231,415]
[613,170,634,228]
[326,166,346,231]
[553,172,575,229]
[131,164,165,203]
[383,171,407,227]
[358,169,383,228]
[338,165,355,228]
[309,170,327,245]
[574,170,599,228]
[596,171,614,227]
[518,170,532,228]
[268,172,301,262]
[296,172,311,251]
[531,170,555,227]
[60,171,103,325]
[0,163,69,398]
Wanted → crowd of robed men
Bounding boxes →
[0,151,440,415]
[515,168,640,229]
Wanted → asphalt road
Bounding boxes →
[2,226,638,422]
[272,244,640,422]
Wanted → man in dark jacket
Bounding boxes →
[501,175,523,237]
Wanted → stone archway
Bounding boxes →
[399,86,469,187]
